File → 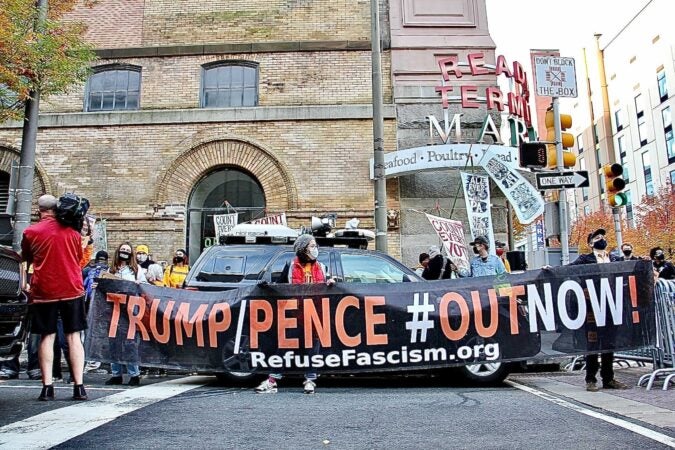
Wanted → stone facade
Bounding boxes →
[1,0,499,266]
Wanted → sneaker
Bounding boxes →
[104,376,123,385]
[27,369,42,380]
[38,385,55,401]
[255,378,278,394]
[0,368,18,380]
[84,361,101,373]
[303,379,316,395]
[604,379,629,390]
[72,384,88,401]
[585,381,599,392]
[128,376,141,386]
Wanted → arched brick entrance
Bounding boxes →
[155,138,298,210]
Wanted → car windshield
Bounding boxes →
[196,248,271,282]
[339,253,410,283]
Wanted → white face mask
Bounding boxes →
[137,254,148,263]
[309,248,319,259]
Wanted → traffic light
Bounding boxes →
[545,109,576,169]
[603,163,628,207]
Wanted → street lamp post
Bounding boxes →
[371,0,387,252]
[12,0,48,252]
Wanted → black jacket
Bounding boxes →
[569,252,618,265]
[421,254,452,280]
[654,261,675,280]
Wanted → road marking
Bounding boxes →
[507,380,675,448]
[0,376,212,450]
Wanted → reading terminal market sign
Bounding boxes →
[371,52,532,177]
[370,52,545,225]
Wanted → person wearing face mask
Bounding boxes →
[421,246,455,280]
[255,234,335,395]
[615,243,639,262]
[569,228,628,392]
[650,246,675,280]
[106,242,146,386]
[163,249,190,288]
[135,244,156,273]
[453,235,505,278]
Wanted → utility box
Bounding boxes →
[544,201,560,237]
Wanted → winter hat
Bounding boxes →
[136,245,149,254]
[95,250,109,261]
[294,234,314,255]
[428,245,441,259]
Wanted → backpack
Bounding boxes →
[56,193,90,231]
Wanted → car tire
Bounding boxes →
[457,362,511,385]
[214,371,263,385]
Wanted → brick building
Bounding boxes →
[0,0,499,266]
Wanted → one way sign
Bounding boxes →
[536,170,590,190]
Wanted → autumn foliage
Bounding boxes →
[0,0,96,121]
[570,184,675,258]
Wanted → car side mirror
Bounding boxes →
[402,274,411,282]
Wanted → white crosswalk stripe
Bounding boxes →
[0,376,211,450]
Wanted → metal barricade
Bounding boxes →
[636,279,675,390]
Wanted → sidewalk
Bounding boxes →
[511,364,675,432]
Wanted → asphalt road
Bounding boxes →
[0,373,672,449]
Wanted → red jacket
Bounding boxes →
[290,258,326,284]
[22,216,84,303]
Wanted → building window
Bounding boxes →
[577,133,584,153]
[596,147,602,167]
[638,118,648,146]
[642,151,654,196]
[86,65,141,112]
[614,109,623,132]
[625,191,634,224]
[634,93,644,119]
[201,62,258,108]
[621,160,630,183]
[599,171,605,195]
[657,68,668,102]
[670,170,675,189]
[593,123,599,146]
[663,106,672,129]
[617,135,626,157]
[584,205,591,216]
[666,130,675,163]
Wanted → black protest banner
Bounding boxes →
[85,260,655,375]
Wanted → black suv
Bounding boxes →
[0,246,29,362]
[184,236,421,291]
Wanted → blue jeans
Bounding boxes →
[111,363,140,377]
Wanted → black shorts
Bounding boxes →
[30,296,88,335]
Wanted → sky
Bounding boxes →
[485,0,650,68]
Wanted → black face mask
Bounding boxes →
[656,254,665,261]
[173,256,184,264]
[622,250,632,257]
[118,251,131,261]
[593,239,607,251]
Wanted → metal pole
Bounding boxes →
[371,0,387,252]
[612,206,623,248]
[553,97,569,265]
[12,0,48,252]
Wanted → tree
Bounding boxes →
[0,0,96,122]
[570,184,675,258]
[623,184,675,258]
